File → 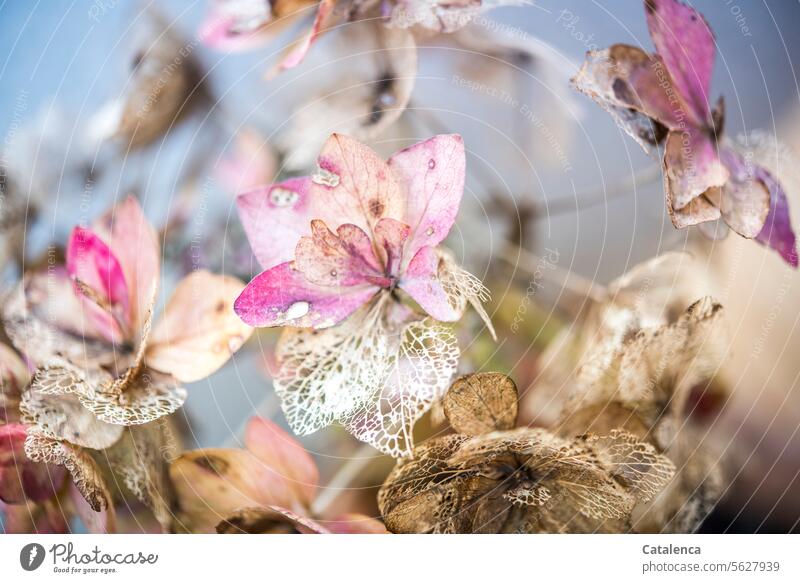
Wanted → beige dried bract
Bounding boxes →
[443,372,518,435]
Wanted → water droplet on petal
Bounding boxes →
[426,226,435,236]
[270,188,299,207]
[285,301,310,320]
[330,269,338,278]
[312,166,340,187]
[428,158,436,169]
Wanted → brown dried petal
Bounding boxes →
[444,372,518,435]
[216,506,328,534]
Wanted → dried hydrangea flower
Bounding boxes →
[379,373,674,533]
[572,0,796,266]
[235,133,493,456]
[170,416,386,533]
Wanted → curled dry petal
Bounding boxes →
[0,424,66,504]
[443,372,518,435]
[24,432,116,531]
[267,0,337,77]
[146,270,253,383]
[216,505,328,534]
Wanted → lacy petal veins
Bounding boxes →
[572,0,797,266]
[235,133,493,457]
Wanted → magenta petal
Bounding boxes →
[754,166,798,267]
[237,177,315,270]
[66,227,130,342]
[295,220,387,287]
[0,424,65,504]
[234,262,379,329]
[645,0,715,126]
[388,134,465,262]
[199,10,268,52]
[399,247,458,322]
[374,218,411,278]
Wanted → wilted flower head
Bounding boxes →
[235,133,493,457]
[379,372,675,533]
[572,0,796,266]
[170,416,386,533]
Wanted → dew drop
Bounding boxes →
[270,188,299,207]
[427,158,436,169]
[285,301,310,320]
[426,226,435,236]
[312,166,340,187]
[330,269,338,278]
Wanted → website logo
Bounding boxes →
[20,543,46,571]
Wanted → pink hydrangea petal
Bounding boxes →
[663,128,727,214]
[244,417,319,508]
[92,196,160,333]
[0,424,65,504]
[237,177,315,270]
[311,133,406,236]
[66,226,130,343]
[295,220,387,287]
[399,246,459,322]
[374,218,411,278]
[268,0,335,76]
[645,0,715,126]
[714,148,771,239]
[387,134,465,262]
[234,261,379,329]
[754,166,798,267]
[199,9,269,52]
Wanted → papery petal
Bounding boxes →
[708,148,770,239]
[311,133,406,235]
[663,129,727,226]
[374,218,411,278]
[244,417,319,507]
[645,0,715,125]
[388,134,464,262]
[1,343,29,424]
[216,505,328,534]
[296,220,387,287]
[399,247,459,322]
[170,448,310,533]
[199,0,273,51]
[92,196,160,334]
[69,482,115,534]
[234,261,379,329]
[146,270,253,383]
[237,177,315,270]
[572,46,676,151]
[66,226,130,342]
[267,0,336,77]
[0,424,65,504]
[754,166,798,267]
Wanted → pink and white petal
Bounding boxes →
[267,0,336,77]
[237,177,315,270]
[374,218,411,278]
[387,135,464,261]
[399,247,459,322]
[669,193,721,229]
[0,424,66,504]
[199,1,272,52]
[663,129,728,216]
[146,270,254,383]
[645,0,716,126]
[234,261,379,329]
[754,166,798,267]
[244,416,319,507]
[295,220,386,287]
[310,133,406,235]
[66,227,130,343]
[711,148,770,239]
[92,196,160,333]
